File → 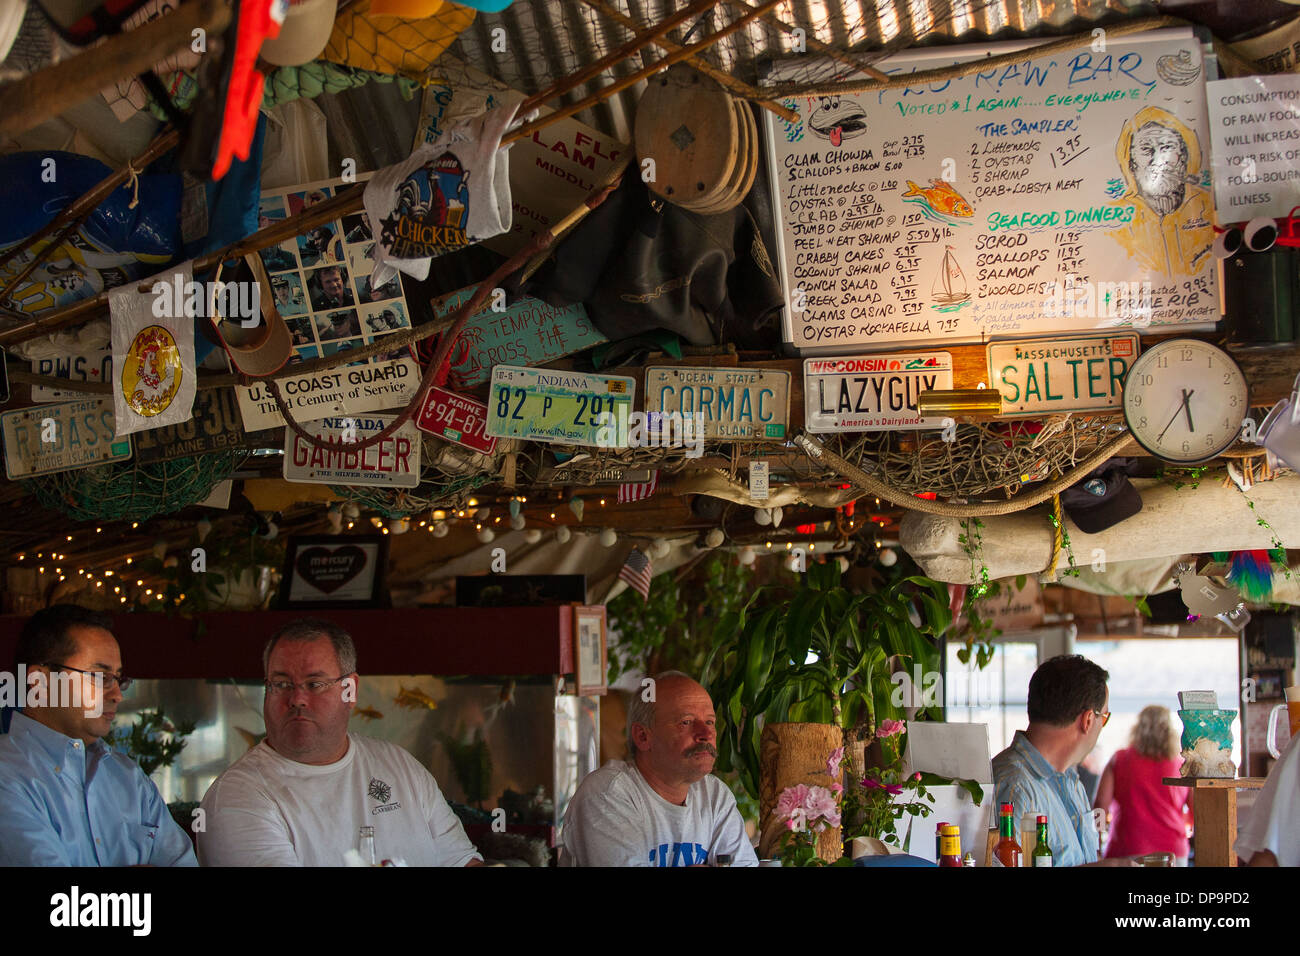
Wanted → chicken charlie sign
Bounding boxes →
[109,264,197,437]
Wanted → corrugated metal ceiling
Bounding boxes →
[443,0,1158,141]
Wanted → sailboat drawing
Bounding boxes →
[931,245,972,312]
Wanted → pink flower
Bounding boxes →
[912,771,922,781]
[876,719,906,739]
[826,745,845,779]
[777,784,810,831]
[830,782,844,795]
[863,778,904,796]
[805,786,841,827]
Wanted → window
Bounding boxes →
[945,641,1039,757]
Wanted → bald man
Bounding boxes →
[559,671,757,867]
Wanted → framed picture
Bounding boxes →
[573,605,607,696]
[278,534,389,608]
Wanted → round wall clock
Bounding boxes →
[1122,339,1249,463]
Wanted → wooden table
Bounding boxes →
[1163,777,1268,867]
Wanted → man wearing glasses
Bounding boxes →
[0,604,196,866]
[198,618,481,866]
[991,654,1112,867]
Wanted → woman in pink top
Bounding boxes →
[1094,705,1192,864]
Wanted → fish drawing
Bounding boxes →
[393,685,439,711]
[901,179,974,220]
[352,705,384,720]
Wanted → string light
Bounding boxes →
[494,516,501,523]
[550,512,557,520]
[809,543,816,551]
[599,499,606,507]
[381,527,389,535]
[17,554,24,561]
[786,543,792,550]
[95,581,102,588]
[96,527,102,533]
[347,522,355,529]
[38,567,45,574]
[136,579,143,586]
[114,587,120,594]
[432,510,447,520]
[58,575,65,582]
[467,498,479,507]
[120,597,126,604]
[765,542,771,550]
[126,558,133,565]
[145,589,152,596]
[131,522,138,529]
[104,571,113,577]
[65,535,73,541]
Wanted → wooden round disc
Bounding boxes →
[692,98,758,215]
[635,65,738,209]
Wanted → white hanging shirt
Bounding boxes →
[1234,731,1300,867]
[558,760,758,867]
[198,734,481,867]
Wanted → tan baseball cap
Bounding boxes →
[261,0,338,67]
[209,256,293,377]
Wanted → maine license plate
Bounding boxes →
[2,398,132,479]
[803,352,953,432]
[416,386,497,455]
[283,414,421,488]
[487,365,634,447]
[987,333,1139,417]
[644,366,789,440]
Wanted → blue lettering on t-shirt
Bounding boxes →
[648,842,710,866]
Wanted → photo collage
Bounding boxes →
[256,177,416,369]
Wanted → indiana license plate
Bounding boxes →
[803,352,953,432]
[416,385,497,454]
[486,366,635,447]
[644,366,789,440]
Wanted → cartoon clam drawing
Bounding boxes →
[808,95,868,147]
[1156,49,1200,86]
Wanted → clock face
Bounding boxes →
[1122,339,1249,463]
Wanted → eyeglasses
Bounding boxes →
[1093,709,1112,727]
[47,663,133,692]
[264,676,350,696]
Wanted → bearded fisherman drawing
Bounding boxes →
[1106,107,1214,278]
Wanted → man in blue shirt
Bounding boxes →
[0,605,196,866]
[992,654,1127,867]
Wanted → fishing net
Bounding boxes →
[21,451,245,522]
[329,435,496,515]
[323,0,477,76]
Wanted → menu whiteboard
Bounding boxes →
[763,28,1218,353]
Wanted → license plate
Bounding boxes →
[2,398,132,479]
[29,349,113,402]
[644,366,789,440]
[283,414,421,487]
[803,352,953,432]
[987,333,1139,417]
[416,386,497,455]
[487,366,635,447]
[135,389,277,464]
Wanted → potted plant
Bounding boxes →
[703,561,953,861]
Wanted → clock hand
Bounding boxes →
[1182,388,1195,432]
[1157,394,1189,443]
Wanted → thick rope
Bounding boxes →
[1047,494,1064,577]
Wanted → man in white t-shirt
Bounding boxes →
[1235,731,1299,867]
[198,619,482,867]
[559,671,757,867]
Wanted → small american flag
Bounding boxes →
[617,470,658,504]
[619,548,654,601]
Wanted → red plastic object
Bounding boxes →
[211,0,286,180]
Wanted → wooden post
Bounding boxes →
[759,721,842,861]
[1164,777,1268,867]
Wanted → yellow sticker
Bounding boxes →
[120,325,182,417]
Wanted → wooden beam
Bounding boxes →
[0,0,231,139]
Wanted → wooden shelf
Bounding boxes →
[1163,777,1268,788]
[1163,777,1267,866]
